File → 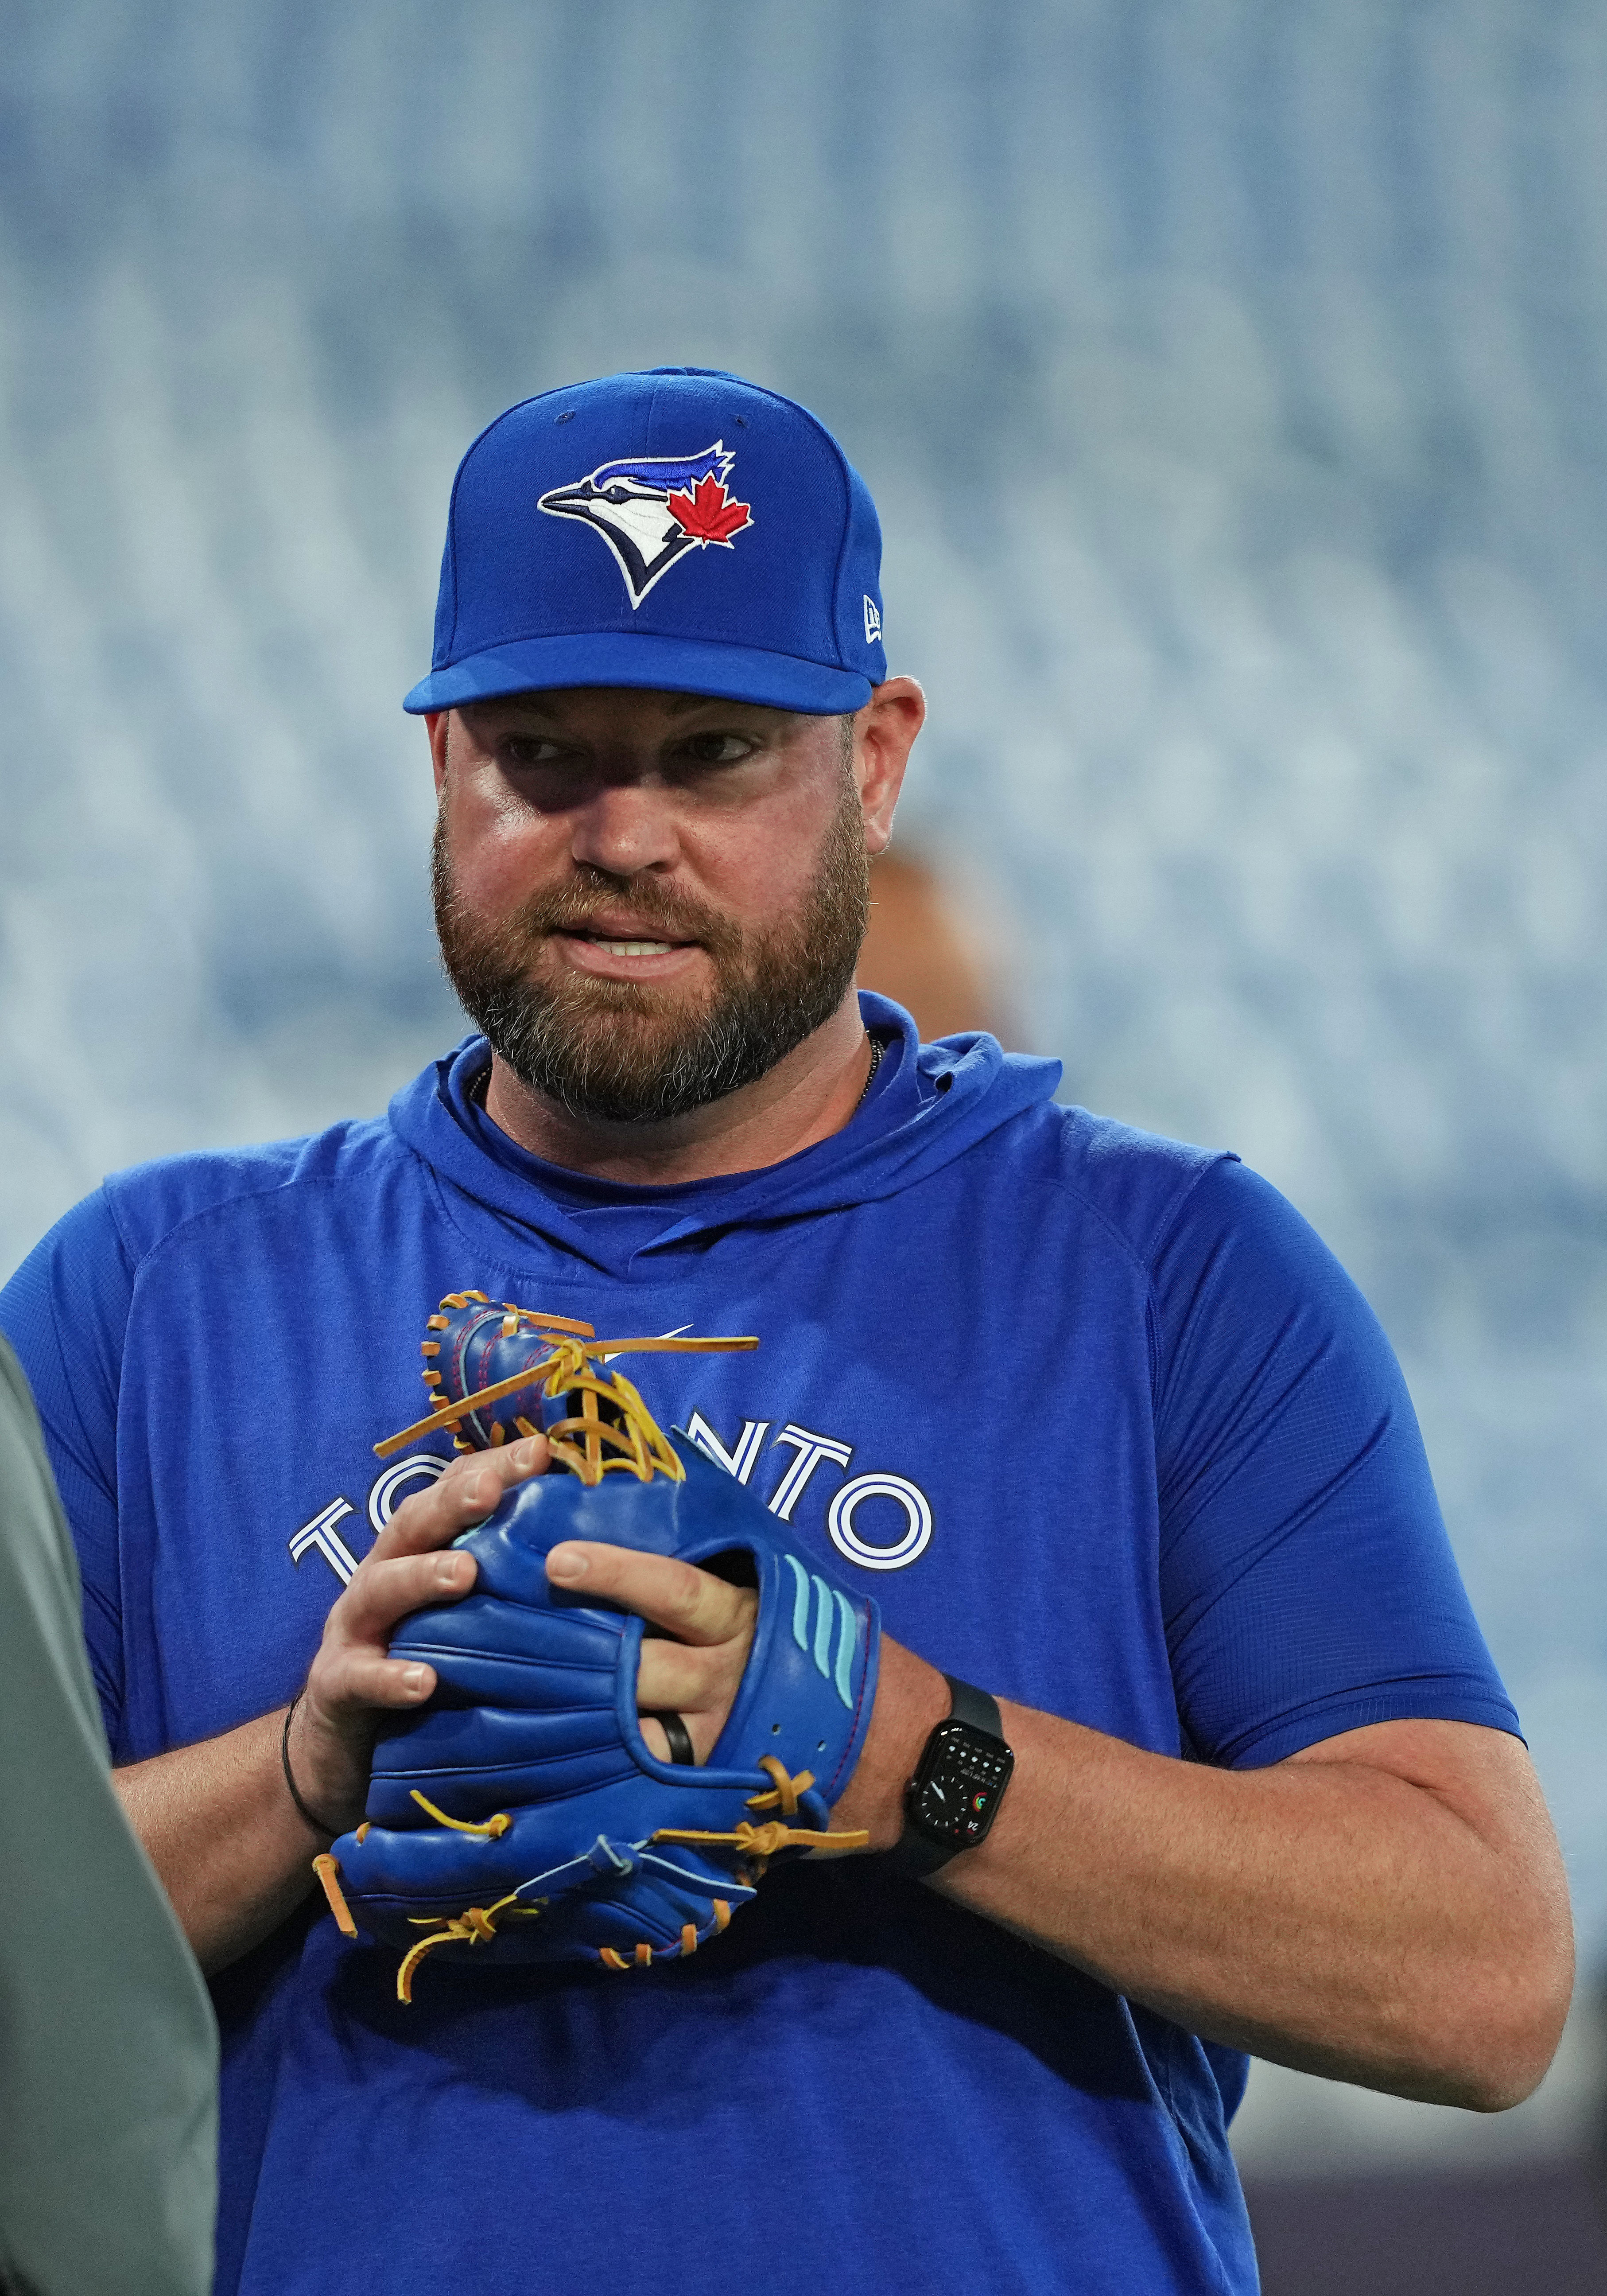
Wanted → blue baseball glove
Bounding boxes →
[315,1303,880,2002]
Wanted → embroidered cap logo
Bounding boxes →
[538,441,755,608]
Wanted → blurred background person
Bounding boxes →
[0,1335,217,2296]
[858,849,1009,1044]
[2,6,1605,2288]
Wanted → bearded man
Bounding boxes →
[0,369,1571,2296]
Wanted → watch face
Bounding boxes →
[907,1718,1014,1848]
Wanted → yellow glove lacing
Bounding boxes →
[374,1292,757,1476]
[314,1757,868,2003]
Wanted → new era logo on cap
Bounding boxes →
[404,368,889,718]
[538,442,755,609]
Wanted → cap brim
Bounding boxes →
[404,633,873,716]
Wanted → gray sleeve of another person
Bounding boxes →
[0,1334,217,2296]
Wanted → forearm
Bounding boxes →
[948,1706,1568,2104]
[833,1643,1572,2109]
[115,1710,328,1974]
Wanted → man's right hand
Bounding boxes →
[114,1432,547,1972]
[290,1435,549,1832]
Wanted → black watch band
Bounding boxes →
[885,1673,1013,1880]
[942,1675,1004,1740]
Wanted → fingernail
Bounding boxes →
[436,1554,468,1587]
[547,1544,586,1582]
[404,1666,429,1697]
[516,1437,542,1469]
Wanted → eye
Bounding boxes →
[677,731,756,766]
[501,736,571,769]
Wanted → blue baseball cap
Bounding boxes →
[404,367,888,716]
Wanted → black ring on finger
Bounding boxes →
[644,1710,696,1766]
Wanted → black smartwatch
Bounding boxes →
[886,1674,1014,1880]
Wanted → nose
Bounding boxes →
[567,780,681,879]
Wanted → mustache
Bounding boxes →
[447,865,744,965]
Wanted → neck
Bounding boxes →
[480,988,877,1185]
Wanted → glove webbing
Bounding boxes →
[537,1353,685,1486]
[377,1296,757,1475]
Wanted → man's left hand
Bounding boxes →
[545,1541,758,1765]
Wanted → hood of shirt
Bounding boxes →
[386,992,1062,1281]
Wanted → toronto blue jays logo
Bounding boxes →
[538,442,754,608]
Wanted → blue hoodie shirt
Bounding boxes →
[0,996,1515,2296]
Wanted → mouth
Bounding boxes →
[573,935,677,957]
[557,922,695,956]
[548,921,706,979]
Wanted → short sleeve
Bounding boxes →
[1153,1160,1518,1769]
[0,1191,136,1740]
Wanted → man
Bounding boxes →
[0,1333,217,2296]
[1,367,1572,2296]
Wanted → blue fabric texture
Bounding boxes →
[403,368,887,715]
[0,992,1516,2296]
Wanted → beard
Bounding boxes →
[431,774,871,1127]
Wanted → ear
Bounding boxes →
[852,677,925,854]
[426,711,450,794]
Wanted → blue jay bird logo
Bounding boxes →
[538,443,754,608]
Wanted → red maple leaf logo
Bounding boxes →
[668,473,753,545]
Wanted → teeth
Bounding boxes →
[589,937,675,957]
